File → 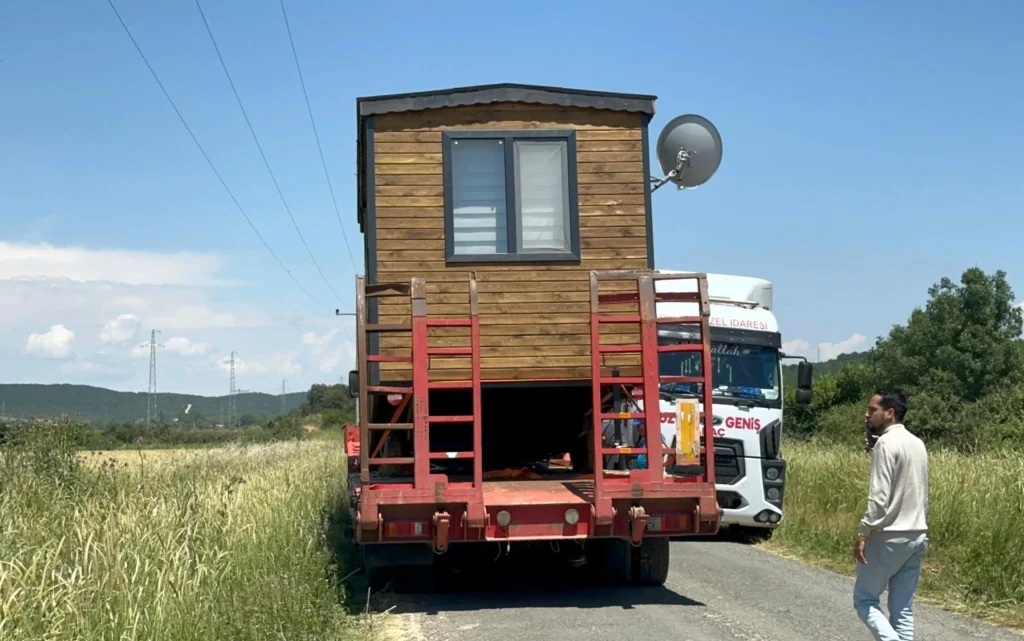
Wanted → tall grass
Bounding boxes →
[770,440,1024,628]
[0,425,363,641]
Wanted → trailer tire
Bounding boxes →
[594,539,632,585]
[632,537,670,586]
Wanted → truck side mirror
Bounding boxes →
[348,370,359,398]
[797,361,813,388]
[796,361,813,404]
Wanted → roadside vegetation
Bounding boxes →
[0,421,366,641]
[772,266,1024,629]
[0,381,356,452]
[766,441,1024,629]
[782,267,1024,451]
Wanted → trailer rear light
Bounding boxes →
[646,515,686,532]
[385,521,427,538]
[386,394,403,405]
[564,509,580,525]
[496,510,512,527]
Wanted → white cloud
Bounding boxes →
[781,339,810,356]
[60,360,97,374]
[0,279,272,332]
[216,352,301,376]
[779,333,869,362]
[149,304,268,330]
[818,333,868,361]
[24,324,75,359]
[278,359,303,376]
[164,337,212,357]
[129,343,150,359]
[99,313,141,344]
[302,329,354,373]
[128,336,212,358]
[0,242,226,286]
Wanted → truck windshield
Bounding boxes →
[658,342,780,402]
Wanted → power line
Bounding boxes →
[104,0,328,310]
[278,0,359,275]
[194,0,350,310]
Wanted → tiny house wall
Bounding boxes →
[361,98,656,383]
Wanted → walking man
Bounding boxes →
[853,390,930,641]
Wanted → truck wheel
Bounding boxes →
[632,537,670,586]
[594,538,632,585]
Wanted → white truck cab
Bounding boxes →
[639,271,813,537]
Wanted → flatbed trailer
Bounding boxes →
[345,83,727,589]
[346,269,720,588]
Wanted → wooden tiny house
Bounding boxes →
[355,83,660,383]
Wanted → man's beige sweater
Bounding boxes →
[857,424,929,539]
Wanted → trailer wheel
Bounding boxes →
[632,537,670,586]
[594,539,632,585]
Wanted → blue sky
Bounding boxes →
[2,1,1022,396]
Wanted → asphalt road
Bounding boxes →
[377,538,1023,641]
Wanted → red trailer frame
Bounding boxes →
[348,269,719,561]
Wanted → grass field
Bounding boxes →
[765,440,1024,630]
[0,438,372,641]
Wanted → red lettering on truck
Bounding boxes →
[724,416,762,430]
[661,413,762,432]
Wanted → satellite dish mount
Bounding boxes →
[650,113,723,193]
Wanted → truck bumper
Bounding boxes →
[715,456,785,528]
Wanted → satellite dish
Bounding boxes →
[652,114,722,191]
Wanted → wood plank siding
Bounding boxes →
[366,101,652,382]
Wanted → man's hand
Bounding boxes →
[854,536,868,564]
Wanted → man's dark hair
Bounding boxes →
[875,389,907,422]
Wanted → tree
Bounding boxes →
[871,267,1023,403]
[303,383,355,422]
[321,409,345,428]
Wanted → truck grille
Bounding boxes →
[670,438,745,485]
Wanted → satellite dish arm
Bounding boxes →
[650,148,696,193]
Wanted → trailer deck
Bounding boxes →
[349,270,719,555]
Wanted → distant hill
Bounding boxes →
[782,350,870,387]
[0,384,309,425]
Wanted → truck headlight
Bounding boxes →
[766,487,781,501]
[765,467,780,481]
